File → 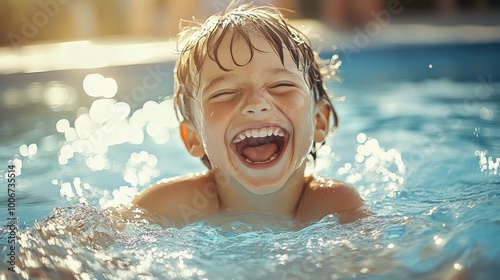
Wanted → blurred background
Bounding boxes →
[1,0,500,46]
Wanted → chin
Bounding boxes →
[241,181,285,195]
[236,170,293,195]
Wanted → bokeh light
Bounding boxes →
[83,73,118,98]
[43,81,77,111]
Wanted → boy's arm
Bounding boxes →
[132,172,219,225]
[296,177,368,224]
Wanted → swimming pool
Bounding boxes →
[1,35,500,278]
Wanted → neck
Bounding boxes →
[212,166,306,217]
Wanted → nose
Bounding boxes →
[241,90,272,116]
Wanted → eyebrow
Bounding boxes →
[202,68,302,94]
[268,68,302,80]
[202,73,238,94]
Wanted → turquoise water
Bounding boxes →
[1,42,500,279]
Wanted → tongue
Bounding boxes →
[242,143,278,162]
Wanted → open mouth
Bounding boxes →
[231,126,288,166]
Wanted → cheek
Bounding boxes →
[278,94,315,129]
[290,96,315,144]
[278,93,311,115]
[202,101,233,122]
[198,106,229,145]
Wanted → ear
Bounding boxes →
[179,120,205,157]
[314,99,331,142]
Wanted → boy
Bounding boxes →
[133,2,365,226]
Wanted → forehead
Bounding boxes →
[198,34,302,86]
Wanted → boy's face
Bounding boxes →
[183,34,328,195]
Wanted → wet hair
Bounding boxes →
[173,2,339,168]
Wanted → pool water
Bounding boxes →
[1,41,500,279]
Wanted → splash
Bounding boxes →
[475,150,500,175]
[123,151,160,187]
[53,176,139,209]
[338,133,406,198]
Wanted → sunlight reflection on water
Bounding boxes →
[55,73,178,176]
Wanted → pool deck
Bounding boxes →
[1,19,500,75]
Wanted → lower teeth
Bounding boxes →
[245,153,278,164]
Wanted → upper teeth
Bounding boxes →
[233,127,285,143]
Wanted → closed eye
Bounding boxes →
[268,81,299,93]
[270,81,296,88]
[208,90,238,101]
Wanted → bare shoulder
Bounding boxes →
[295,175,367,224]
[132,171,220,225]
